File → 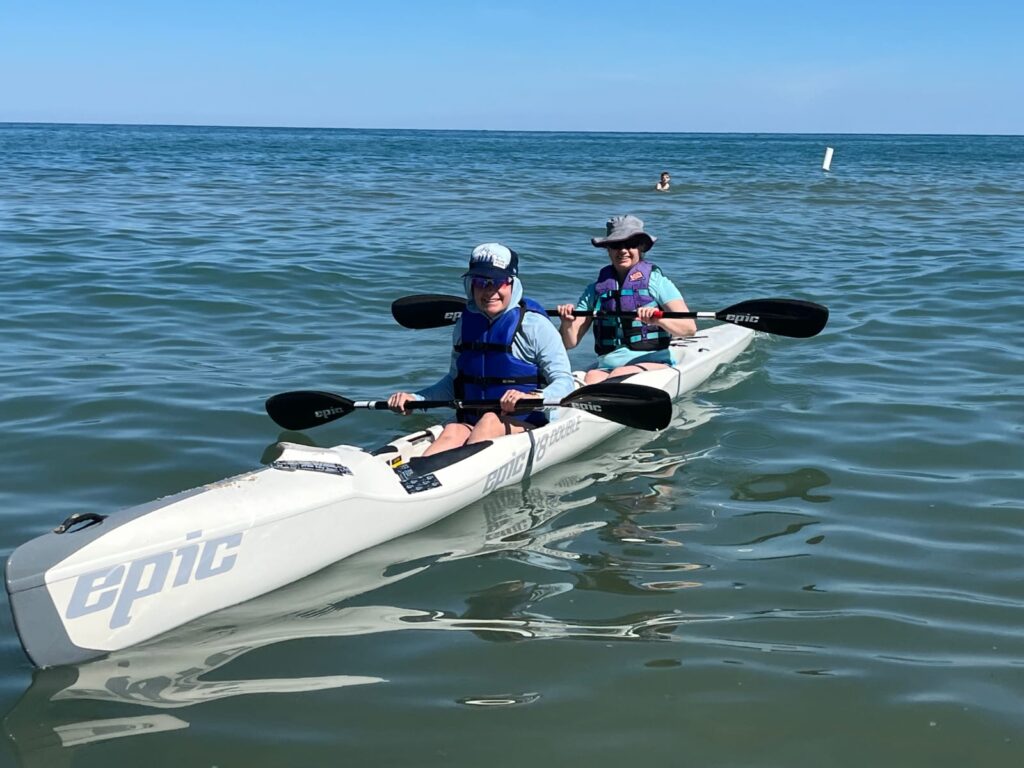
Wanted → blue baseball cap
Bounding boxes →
[462,243,520,281]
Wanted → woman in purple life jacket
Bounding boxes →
[557,214,696,385]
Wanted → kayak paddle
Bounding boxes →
[266,382,672,433]
[391,294,829,338]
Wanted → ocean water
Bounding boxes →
[0,124,1022,767]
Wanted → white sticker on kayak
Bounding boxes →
[271,460,353,476]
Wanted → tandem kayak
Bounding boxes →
[5,323,754,668]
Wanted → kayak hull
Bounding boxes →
[6,324,753,667]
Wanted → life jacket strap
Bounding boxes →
[454,340,513,353]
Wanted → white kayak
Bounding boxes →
[5,323,754,667]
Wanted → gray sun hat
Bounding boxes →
[590,214,657,252]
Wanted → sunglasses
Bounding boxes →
[607,237,645,251]
[471,276,512,291]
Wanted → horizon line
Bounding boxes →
[1,120,1021,138]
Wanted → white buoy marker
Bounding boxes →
[822,146,834,172]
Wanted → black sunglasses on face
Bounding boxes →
[608,238,644,251]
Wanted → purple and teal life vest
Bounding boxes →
[592,261,673,355]
[454,298,549,426]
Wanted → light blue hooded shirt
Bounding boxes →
[414,277,575,417]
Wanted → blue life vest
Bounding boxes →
[592,261,673,356]
[454,298,549,426]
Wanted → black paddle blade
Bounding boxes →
[265,391,355,431]
[716,298,829,338]
[562,382,672,431]
[391,294,466,329]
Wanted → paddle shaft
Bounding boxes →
[351,398,558,413]
[392,294,828,338]
[269,381,672,431]
[552,309,714,320]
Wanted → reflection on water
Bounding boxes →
[457,692,541,708]
[572,558,705,596]
[53,714,188,746]
[731,467,833,503]
[736,517,821,548]
[460,580,574,643]
[5,679,190,766]
[579,505,708,594]
[401,599,728,642]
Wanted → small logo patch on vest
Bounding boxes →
[628,270,644,281]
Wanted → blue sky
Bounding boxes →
[2,0,1021,133]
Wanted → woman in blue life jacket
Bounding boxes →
[388,243,575,457]
[557,215,696,385]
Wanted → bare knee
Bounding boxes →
[608,365,637,378]
[467,412,504,444]
[423,423,472,456]
[610,362,667,378]
[584,369,610,385]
